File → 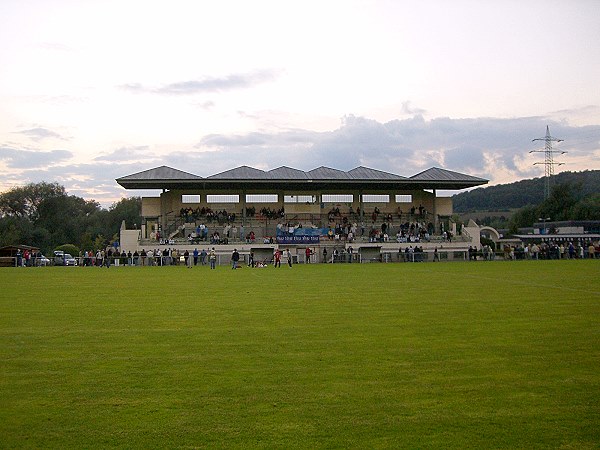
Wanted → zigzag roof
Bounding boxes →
[116,164,487,190]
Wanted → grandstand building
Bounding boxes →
[116,165,488,263]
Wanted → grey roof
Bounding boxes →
[410,167,487,182]
[348,166,406,180]
[117,164,488,190]
[117,165,202,181]
[268,166,309,179]
[307,166,350,180]
[208,165,271,179]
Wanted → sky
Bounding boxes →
[1,0,599,207]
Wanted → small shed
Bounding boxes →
[0,245,41,267]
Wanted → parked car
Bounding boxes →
[54,251,77,266]
[35,254,50,266]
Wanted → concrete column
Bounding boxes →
[241,190,246,226]
[432,189,439,235]
[359,191,364,221]
[160,189,167,233]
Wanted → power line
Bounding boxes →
[530,125,567,199]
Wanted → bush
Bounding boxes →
[55,243,80,256]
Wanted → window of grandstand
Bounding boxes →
[181,195,201,203]
[207,195,239,203]
[322,194,353,203]
[284,195,316,203]
[395,194,412,203]
[246,194,278,203]
[362,194,389,203]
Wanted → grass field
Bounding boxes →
[1,260,599,448]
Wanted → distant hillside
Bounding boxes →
[453,170,600,212]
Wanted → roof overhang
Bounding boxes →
[116,165,488,191]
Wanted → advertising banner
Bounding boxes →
[276,235,321,245]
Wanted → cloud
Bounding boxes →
[121,70,279,95]
[16,127,68,142]
[1,114,598,208]
[94,146,155,162]
[0,147,73,169]
[401,101,426,115]
[190,115,596,182]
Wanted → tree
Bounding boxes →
[107,197,142,233]
[0,216,34,247]
[571,194,600,220]
[509,205,538,234]
[536,182,581,222]
[0,182,118,253]
[35,194,101,250]
[0,182,65,220]
[507,182,599,233]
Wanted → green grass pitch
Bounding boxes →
[1,260,599,448]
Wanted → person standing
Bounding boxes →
[231,248,240,269]
[286,249,293,268]
[209,247,216,269]
[305,247,311,263]
[322,247,328,263]
[274,249,281,268]
[193,248,199,266]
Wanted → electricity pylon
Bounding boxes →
[530,125,566,199]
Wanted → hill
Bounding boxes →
[453,170,600,212]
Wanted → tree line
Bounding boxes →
[507,182,600,233]
[0,182,141,254]
[453,170,600,212]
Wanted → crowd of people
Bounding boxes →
[172,204,445,248]
[76,248,220,267]
[500,241,597,260]
[180,207,237,224]
[13,249,46,267]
